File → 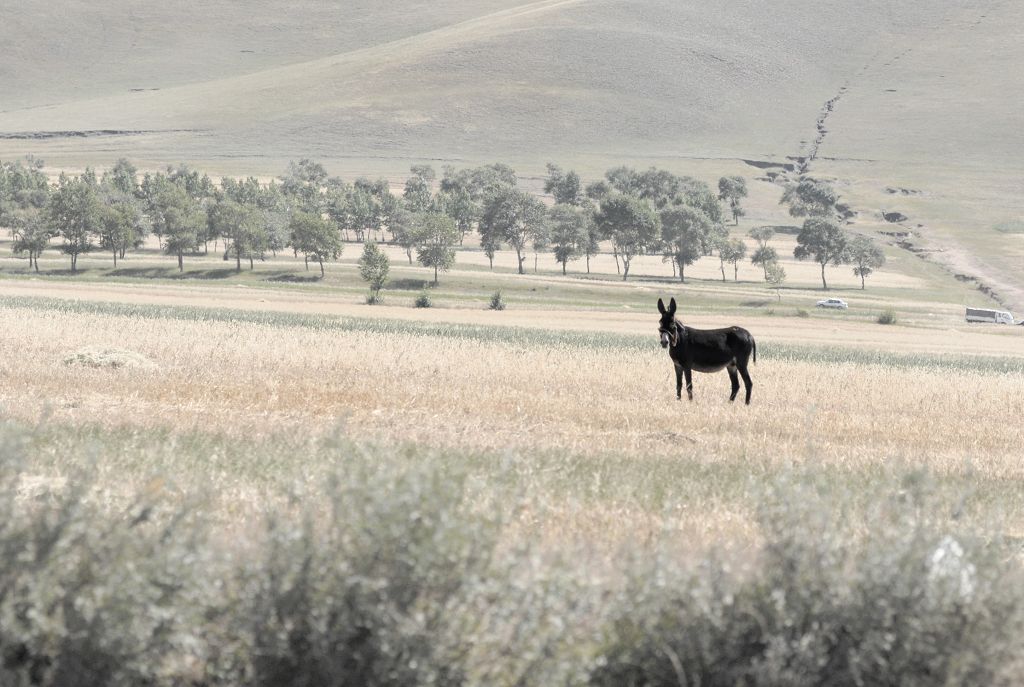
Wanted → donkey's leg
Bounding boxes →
[674,363,683,400]
[738,363,753,405]
[727,363,740,401]
[684,367,693,401]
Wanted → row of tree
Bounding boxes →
[1,156,885,289]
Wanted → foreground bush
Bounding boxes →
[2,422,1022,686]
[591,481,1023,686]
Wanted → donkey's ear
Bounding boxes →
[668,297,677,315]
[657,298,666,314]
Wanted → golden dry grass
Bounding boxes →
[2,293,1022,545]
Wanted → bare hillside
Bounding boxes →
[2,0,1023,308]
[0,1,969,165]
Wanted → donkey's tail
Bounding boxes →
[752,337,757,364]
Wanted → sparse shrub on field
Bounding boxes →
[878,307,898,324]
[796,308,810,318]
[489,289,506,310]
[414,291,432,308]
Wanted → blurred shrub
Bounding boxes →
[590,481,1023,686]
[3,420,1022,686]
[414,291,432,308]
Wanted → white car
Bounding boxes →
[816,298,849,309]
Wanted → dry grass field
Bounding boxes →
[2,281,1022,548]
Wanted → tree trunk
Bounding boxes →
[720,258,726,282]
[622,257,630,281]
[534,252,538,273]
[562,261,566,275]
[33,254,39,272]
[236,253,241,272]
[821,262,828,290]
[113,248,117,267]
[434,264,438,284]
[407,248,413,265]
[586,254,590,274]
[304,255,309,270]
[319,259,325,278]
[488,254,494,269]
[250,256,254,270]
[613,247,620,275]
[178,251,183,272]
[678,258,685,283]
[861,271,866,289]
[515,248,524,275]
[71,253,77,272]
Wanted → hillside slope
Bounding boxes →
[1,0,1022,308]
[0,1,969,165]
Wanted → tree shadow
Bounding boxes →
[386,278,431,290]
[107,267,237,280]
[264,271,322,283]
[740,300,772,307]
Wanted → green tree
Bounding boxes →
[848,234,886,290]
[207,198,264,272]
[794,217,849,289]
[766,261,786,301]
[358,242,390,297]
[45,172,102,272]
[152,184,205,272]
[594,194,661,281]
[346,186,381,243]
[10,209,51,271]
[661,205,712,283]
[748,226,775,249]
[98,188,147,266]
[479,187,547,274]
[102,158,139,197]
[415,213,459,284]
[718,176,748,224]
[434,187,478,244]
[781,178,839,218]
[388,207,419,265]
[280,159,329,213]
[719,237,747,282]
[751,246,779,281]
[403,165,435,213]
[544,163,584,206]
[547,204,589,274]
[290,211,342,277]
[0,157,50,227]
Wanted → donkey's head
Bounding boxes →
[657,297,678,348]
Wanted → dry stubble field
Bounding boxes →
[2,283,1022,550]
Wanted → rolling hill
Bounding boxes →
[1,0,1022,307]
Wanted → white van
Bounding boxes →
[965,307,1015,325]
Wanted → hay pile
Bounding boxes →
[63,346,157,370]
